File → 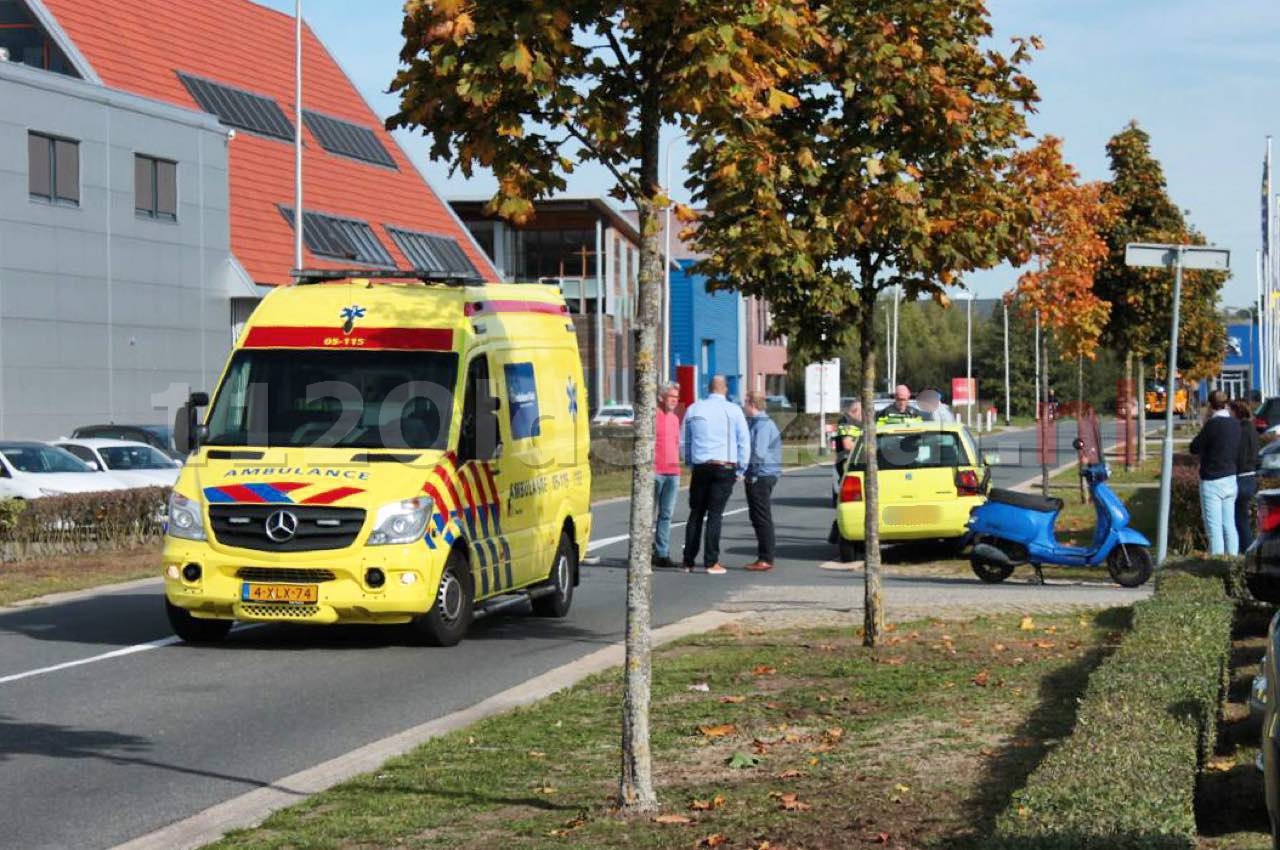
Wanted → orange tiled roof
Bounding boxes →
[40,0,498,285]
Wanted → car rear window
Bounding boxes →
[853,432,968,470]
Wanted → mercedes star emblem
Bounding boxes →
[264,510,299,543]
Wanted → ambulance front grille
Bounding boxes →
[239,604,321,618]
[236,567,337,583]
[209,505,365,551]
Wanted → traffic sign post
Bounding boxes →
[1124,243,1231,566]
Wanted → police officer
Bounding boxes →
[833,399,862,479]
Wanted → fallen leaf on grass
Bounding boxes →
[972,670,991,687]
[770,790,813,811]
[752,665,777,676]
[547,815,588,837]
[992,643,1007,652]
[688,682,711,692]
[878,656,906,666]
[528,750,546,758]
[868,833,892,844]
[690,794,727,811]
[775,768,808,779]
[720,695,746,704]
[1019,616,1035,631]
[534,785,557,795]
[699,835,729,848]
[823,727,844,741]
[727,751,762,769]
[654,813,693,825]
[1031,640,1056,649]
[699,724,737,738]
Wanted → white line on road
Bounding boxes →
[0,624,261,687]
[585,506,750,554]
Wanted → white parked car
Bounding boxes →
[592,404,635,427]
[0,441,127,499]
[54,438,181,489]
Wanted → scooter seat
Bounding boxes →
[986,488,1063,513]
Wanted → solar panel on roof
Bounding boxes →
[178,72,294,141]
[280,207,394,267]
[302,110,396,169]
[386,226,478,277]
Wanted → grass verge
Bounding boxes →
[204,610,1126,850]
[983,559,1234,850]
[0,546,159,606]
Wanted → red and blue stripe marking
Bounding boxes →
[202,482,364,505]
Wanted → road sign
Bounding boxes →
[804,359,841,415]
[1124,242,1231,566]
[951,377,976,407]
[1124,243,1231,271]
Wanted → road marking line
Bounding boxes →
[585,507,749,553]
[0,624,261,687]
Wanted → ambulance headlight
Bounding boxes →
[166,491,206,541]
[368,497,432,546]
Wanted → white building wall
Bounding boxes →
[0,61,234,439]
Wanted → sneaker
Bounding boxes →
[652,555,678,570]
[744,561,773,572]
[705,563,727,575]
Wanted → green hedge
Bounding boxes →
[0,487,170,561]
[983,561,1233,850]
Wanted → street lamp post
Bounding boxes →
[965,292,973,428]
[1125,243,1231,565]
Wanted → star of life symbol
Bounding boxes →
[566,378,579,419]
[340,305,366,335]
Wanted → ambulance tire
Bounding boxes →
[532,531,575,618]
[411,548,474,647]
[166,599,232,644]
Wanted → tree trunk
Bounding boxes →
[1137,360,1147,463]
[1078,354,1087,504]
[617,107,662,813]
[859,281,884,647]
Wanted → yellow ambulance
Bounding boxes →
[163,271,592,646]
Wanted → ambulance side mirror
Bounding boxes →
[175,392,209,454]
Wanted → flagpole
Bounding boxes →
[294,0,303,276]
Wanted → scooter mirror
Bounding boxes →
[1071,438,1085,451]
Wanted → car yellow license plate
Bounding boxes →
[240,583,318,604]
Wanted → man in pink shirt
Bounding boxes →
[653,383,682,569]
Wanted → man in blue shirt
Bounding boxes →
[743,390,782,571]
[681,375,750,575]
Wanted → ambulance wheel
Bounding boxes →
[1107,544,1153,588]
[970,557,1014,584]
[838,537,864,563]
[165,599,231,644]
[532,531,575,618]
[412,548,474,647]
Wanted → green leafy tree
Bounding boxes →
[388,0,819,811]
[686,1,1038,646]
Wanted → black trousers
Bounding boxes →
[683,464,737,567]
[745,475,778,563]
[1237,474,1258,551]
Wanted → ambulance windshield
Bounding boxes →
[204,350,459,450]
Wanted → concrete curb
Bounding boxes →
[109,608,749,850]
[0,575,162,613]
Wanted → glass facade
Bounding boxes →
[0,0,77,76]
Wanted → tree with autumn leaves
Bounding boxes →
[686,1,1039,647]
[388,0,820,811]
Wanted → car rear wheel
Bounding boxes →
[165,598,232,644]
[532,531,575,618]
[1107,544,1153,588]
[410,548,474,647]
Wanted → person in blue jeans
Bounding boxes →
[1190,390,1241,556]
[742,391,782,571]
[652,383,682,569]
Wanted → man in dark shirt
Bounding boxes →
[1189,390,1241,556]
[1232,399,1260,550]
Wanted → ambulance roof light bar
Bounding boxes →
[290,268,485,286]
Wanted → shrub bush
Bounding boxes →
[0,487,169,561]
[1170,465,1207,555]
[983,560,1234,850]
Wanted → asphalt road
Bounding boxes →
[0,419,1145,850]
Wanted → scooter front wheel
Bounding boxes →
[1107,544,1153,588]
[971,556,1015,584]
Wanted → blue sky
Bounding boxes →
[262,0,1278,308]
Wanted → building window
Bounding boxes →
[279,206,394,267]
[385,225,477,277]
[0,1,78,76]
[135,155,177,220]
[302,110,396,169]
[28,131,78,205]
[509,229,597,281]
[177,72,294,141]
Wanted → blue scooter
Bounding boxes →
[965,451,1153,588]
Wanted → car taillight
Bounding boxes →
[840,475,863,502]
[956,469,981,497]
[1260,501,1280,535]
[1257,417,1269,432]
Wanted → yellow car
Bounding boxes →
[834,418,991,562]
